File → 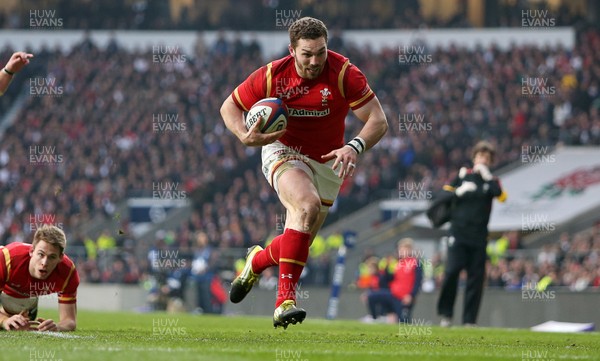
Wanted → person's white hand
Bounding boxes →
[5,52,34,74]
[36,318,58,332]
[473,163,493,181]
[321,145,358,179]
[2,311,30,331]
[455,181,477,197]
[240,116,285,146]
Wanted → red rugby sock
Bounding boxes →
[276,228,310,308]
[251,234,282,274]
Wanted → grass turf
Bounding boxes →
[0,309,598,361]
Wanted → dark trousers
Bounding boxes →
[437,239,486,324]
[367,289,413,323]
[196,274,219,314]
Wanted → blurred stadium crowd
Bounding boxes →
[0,9,599,311]
[0,0,586,30]
[357,226,600,297]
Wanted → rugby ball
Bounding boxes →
[245,98,288,133]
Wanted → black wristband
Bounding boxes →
[3,68,14,76]
[346,137,366,155]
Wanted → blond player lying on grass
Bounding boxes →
[0,225,79,331]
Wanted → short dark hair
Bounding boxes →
[288,17,328,48]
[472,140,496,163]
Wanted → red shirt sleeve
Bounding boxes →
[231,65,268,112]
[58,263,79,304]
[343,63,375,111]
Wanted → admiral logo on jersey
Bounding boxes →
[288,108,331,117]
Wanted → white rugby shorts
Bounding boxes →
[261,141,343,210]
[0,292,39,316]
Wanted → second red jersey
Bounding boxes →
[232,50,375,162]
[0,243,79,304]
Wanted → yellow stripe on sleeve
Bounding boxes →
[349,89,374,109]
[266,62,273,97]
[337,60,350,98]
[61,263,76,293]
[233,88,250,112]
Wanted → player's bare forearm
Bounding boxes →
[56,302,77,331]
[351,96,388,149]
[0,70,12,96]
[221,95,248,140]
[57,318,76,331]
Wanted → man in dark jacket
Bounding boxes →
[437,141,507,327]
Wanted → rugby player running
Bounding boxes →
[221,17,387,328]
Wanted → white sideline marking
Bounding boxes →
[33,331,94,339]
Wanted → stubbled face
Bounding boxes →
[473,151,492,167]
[29,240,62,280]
[289,37,327,79]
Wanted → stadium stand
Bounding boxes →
[0,0,586,30]
[358,223,600,296]
[0,15,598,312]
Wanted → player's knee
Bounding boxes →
[297,200,320,228]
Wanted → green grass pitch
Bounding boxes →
[0,309,598,361]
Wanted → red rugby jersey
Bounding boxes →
[390,257,418,300]
[0,243,79,304]
[232,50,375,162]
